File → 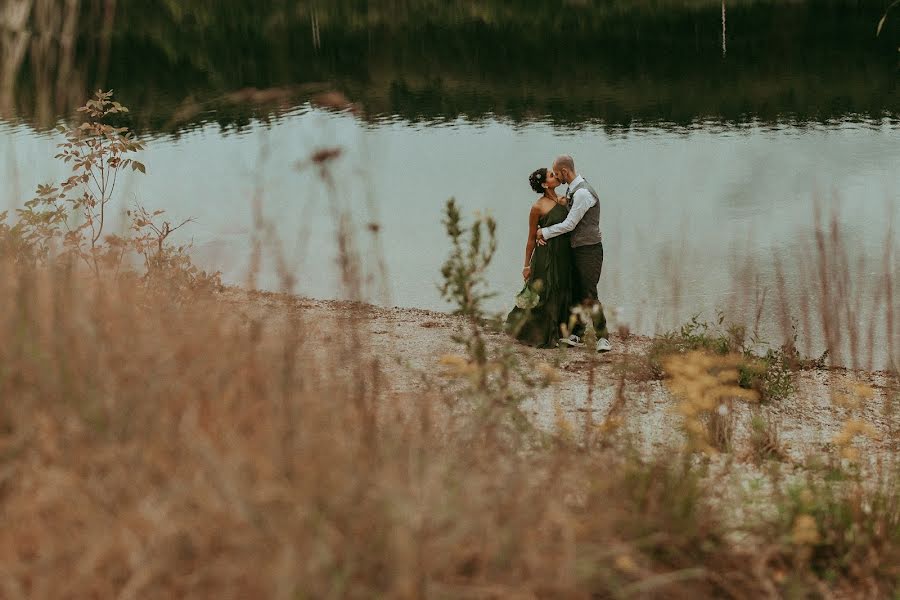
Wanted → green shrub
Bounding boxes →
[0,91,221,297]
[769,468,900,595]
[647,313,796,403]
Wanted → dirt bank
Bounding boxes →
[221,288,897,463]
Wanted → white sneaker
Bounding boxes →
[559,334,584,347]
[596,338,612,353]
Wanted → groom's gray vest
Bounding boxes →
[567,179,602,248]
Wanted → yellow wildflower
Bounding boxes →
[853,383,874,400]
[792,514,820,545]
[614,554,639,575]
[536,362,560,383]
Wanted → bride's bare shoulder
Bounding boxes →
[531,196,554,216]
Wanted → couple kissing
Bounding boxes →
[506,155,611,353]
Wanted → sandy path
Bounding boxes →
[222,289,898,463]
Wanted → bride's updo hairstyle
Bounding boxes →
[528,168,548,194]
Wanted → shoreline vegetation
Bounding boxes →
[0,85,897,597]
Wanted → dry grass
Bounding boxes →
[0,217,896,597]
[0,260,778,599]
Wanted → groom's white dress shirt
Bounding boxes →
[539,174,596,240]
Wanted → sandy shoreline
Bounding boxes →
[220,288,896,464]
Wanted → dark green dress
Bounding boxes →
[506,203,574,348]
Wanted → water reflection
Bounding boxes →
[1,0,898,134]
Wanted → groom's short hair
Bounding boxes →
[554,154,575,171]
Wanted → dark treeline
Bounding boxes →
[1,0,897,133]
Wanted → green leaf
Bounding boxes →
[132,161,147,174]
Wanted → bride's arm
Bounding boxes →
[523,205,540,280]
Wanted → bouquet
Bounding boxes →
[514,283,541,310]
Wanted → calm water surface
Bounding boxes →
[1,0,898,351]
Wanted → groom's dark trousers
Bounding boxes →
[571,241,608,339]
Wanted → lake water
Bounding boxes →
[1,0,898,360]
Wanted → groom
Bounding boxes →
[536,154,611,353]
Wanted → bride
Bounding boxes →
[506,167,574,347]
